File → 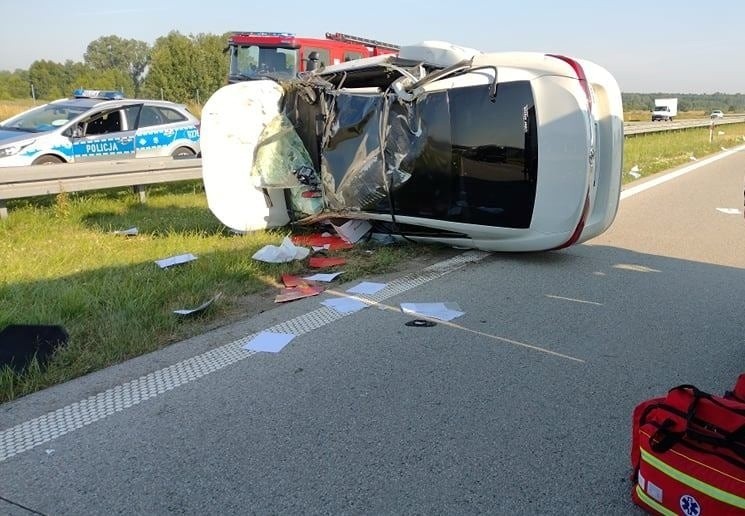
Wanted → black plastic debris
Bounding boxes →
[405,319,437,328]
[0,324,69,374]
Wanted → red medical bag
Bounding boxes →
[631,384,745,515]
[724,373,745,404]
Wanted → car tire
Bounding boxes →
[171,147,196,160]
[32,155,64,165]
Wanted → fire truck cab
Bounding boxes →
[226,32,399,83]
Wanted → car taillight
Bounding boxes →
[546,54,594,250]
[546,54,592,113]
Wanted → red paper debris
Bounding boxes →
[308,256,347,268]
[281,274,304,288]
[274,284,323,303]
[292,234,353,251]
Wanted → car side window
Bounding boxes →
[83,110,123,136]
[157,107,187,123]
[304,47,330,68]
[138,106,165,128]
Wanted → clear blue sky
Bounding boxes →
[2,0,741,93]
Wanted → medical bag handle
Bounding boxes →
[673,385,745,458]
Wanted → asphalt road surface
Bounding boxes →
[2,147,745,515]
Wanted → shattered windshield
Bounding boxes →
[229,45,298,81]
[0,103,88,133]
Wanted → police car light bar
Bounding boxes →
[72,89,124,100]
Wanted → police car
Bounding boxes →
[0,89,200,167]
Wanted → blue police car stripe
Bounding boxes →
[137,126,199,149]
[73,137,134,157]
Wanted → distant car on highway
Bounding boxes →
[710,109,724,119]
[0,90,200,167]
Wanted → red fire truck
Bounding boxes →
[226,32,399,82]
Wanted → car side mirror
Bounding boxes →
[71,126,83,138]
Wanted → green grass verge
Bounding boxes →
[623,123,745,180]
[0,182,424,401]
[4,122,743,402]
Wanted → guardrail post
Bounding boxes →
[133,185,147,203]
[0,200,7,220]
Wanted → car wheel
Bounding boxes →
[32,155,64,165]
[171,147,196,160]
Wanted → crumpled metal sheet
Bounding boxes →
[320,94,385,210]
[319,92,424,212]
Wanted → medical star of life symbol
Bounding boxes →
[680,494,700,516]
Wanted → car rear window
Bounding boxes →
[388,81,538,229]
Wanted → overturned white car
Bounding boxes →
[201,42,623,251]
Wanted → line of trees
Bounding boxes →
[2,32,744,112]
[0,32,229,104]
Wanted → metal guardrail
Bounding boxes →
[0,157,202,219]
[1,116,744,218]
[623,116,745,135]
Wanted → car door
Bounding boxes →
[71,107,136,162]
[134,104,192,158]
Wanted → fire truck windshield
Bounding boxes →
[229,45,298,81]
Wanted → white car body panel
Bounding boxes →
[201,81,290,232]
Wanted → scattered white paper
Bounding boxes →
[303,272,343,282]
[312,244,331,251]
[331,219,372,243]
[243,331,295,353]
[321,297,368,314]
[113,226,138,236]
[689,156,697,161]
[628,171,641,179]
[155,253,198,269]
[400,302,465,322]
[718,131,725,135]
[173,293,222,316]
[629,165,640,173]
[716,208,741,215]
[346,281,386,295]
[252,236,309,263]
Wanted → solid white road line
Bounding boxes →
[621,144,745,200]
